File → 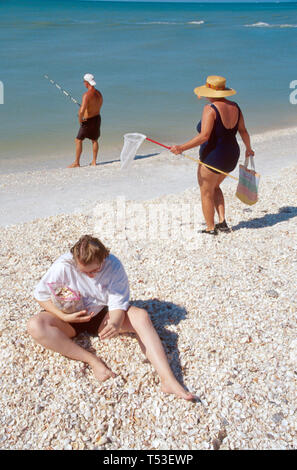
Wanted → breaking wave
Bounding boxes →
[245,22,297,28]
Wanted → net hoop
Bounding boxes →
[120,133,147,170]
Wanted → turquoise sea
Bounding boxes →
[0,1,296,172]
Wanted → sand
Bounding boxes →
[1,126,297,227]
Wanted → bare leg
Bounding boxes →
[91,140,98,166]
[214,187,224,222]
[68,138,83,168]
[110,306,195,400]
[198,166,216,230]
[27,312,115,381]
[214,175,226,223]
[198,165,225,230]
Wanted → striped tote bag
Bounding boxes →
[236,157,260,205]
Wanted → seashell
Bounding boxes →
[265,289,279,298]
[97,435,111,446]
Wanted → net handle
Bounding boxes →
[145,137,238,181]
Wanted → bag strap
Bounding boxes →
[244,156,256,171]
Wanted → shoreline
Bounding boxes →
[0,164,296,450]
[1,123,297,176]
[1,123,297,227]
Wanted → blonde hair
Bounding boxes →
[70,235,110,265]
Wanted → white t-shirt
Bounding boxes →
[34,252,130,315]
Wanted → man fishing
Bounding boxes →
[68,73,103,168]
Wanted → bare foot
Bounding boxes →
[89,359,116,382]
[67,162,80,168]
[90,162,97,167]
[161,379,195,401]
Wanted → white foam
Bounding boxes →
[188,20,205,25]
[245,22,297,28]
[279,24,297,28]
[136,21,178,25]
[136,20,204,26]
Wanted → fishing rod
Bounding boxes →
[43,74,81,107]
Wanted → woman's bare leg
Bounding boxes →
[114,306,195,400]
[198,165,226,230]
[27,312,115,381]
[198,165,217,230]
[214,175,227,223]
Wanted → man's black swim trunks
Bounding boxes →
[76,114,101,141]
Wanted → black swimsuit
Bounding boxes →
[197,103,241,174]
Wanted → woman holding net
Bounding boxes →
[170,75,254,235]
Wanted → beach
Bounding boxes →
[0,138,296,449]
[1,0,297,453]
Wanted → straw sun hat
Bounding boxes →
[194,75,236,98]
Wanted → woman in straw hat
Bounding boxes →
[170,76,254,235]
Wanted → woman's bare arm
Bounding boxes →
[170,105,215,154]
[238,112,254,158]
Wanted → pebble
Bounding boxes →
[97,435,111,446]
[266,289,279,298]
[272,413,285,424]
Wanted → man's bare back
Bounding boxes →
[82,88,103,120]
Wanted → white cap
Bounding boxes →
[83,73,96,86]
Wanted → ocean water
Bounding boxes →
[0,1,297,173]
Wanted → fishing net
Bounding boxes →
[120,133,147,170]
